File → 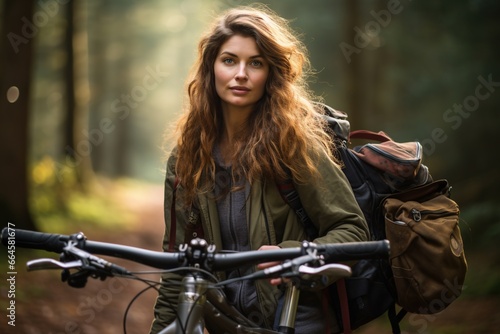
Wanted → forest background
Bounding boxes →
[1,0,499,333]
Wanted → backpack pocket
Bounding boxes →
[383,180,467,314]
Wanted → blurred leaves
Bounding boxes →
[30,156,135,233]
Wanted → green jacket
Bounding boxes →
[150,149,369,333]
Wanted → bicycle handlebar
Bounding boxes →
[1,228,390,271]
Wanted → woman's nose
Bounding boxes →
[235,64,248,80]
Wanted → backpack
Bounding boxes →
[277,103,467,333]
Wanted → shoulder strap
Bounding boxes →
[349,130,392,142]
[388,303,405,334]
[168,177,180,252]
[276,177,318,240]
[336,278,352,334]
[168,177,204,252]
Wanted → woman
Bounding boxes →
[150,5,368,334]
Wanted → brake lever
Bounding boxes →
[250,241,323,281]
[27,258,84,271]
[63,242,131,276]
[298,263,351,280]
[287,263,352,290]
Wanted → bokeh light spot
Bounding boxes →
[7,86,20,103]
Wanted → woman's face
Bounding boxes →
[214,34,269,115]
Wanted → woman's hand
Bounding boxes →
[256,245,289,286]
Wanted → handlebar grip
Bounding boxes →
[320,240,390,262]
[1,228,70,253]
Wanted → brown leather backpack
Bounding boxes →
[278,103,468,334]
[384,179,467,314]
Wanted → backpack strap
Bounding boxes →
[336,278,352,334]
[277,178,356,332]
[276,177,318,240]
[168,176,180,252]
[349,129,392,142]
[168,176,204,251]
[387,303,406,334]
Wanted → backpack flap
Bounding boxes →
[354,141,423,180]
[383,180,467,314]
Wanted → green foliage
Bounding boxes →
[454,201,500,297]
[30,157,135,233]
[460,200,500,251]
[461,247,500,297]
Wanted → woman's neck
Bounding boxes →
[219,106,251,164]
[218,130,236,165]
[220,105,252,142]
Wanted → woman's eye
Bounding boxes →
[251,60,263,67]
[223,58,234,64]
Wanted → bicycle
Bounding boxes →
[1,227,390,334]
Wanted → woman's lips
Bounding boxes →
[230,86,250,94]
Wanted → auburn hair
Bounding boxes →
[171,5,337,205]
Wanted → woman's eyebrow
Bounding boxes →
[219,51,263,59]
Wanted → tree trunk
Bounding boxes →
[63,0,76,160]
[0,0,37,231]
[65,0,95,190]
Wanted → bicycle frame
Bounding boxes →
[159,274,283,334]
[161,275,208,334]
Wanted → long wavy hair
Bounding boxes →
[172,5,337,205]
